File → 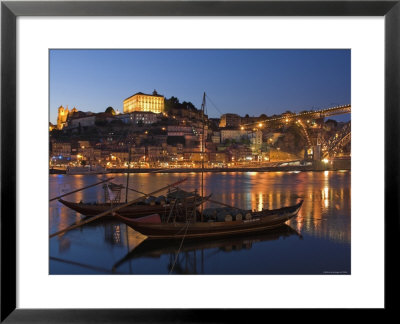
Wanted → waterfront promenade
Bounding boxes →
[49,158,350,174]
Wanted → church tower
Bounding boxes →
[57,105,69,130]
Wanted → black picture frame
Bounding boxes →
[1,0,399,322]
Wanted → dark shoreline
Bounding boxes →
[49,160,351,175]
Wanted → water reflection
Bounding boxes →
[49,171,351,274]
[50,171,351,244]
[104,224,122,245]
[112,225,301,274]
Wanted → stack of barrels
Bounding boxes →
[144,195,167,206]
[202,207,252,222]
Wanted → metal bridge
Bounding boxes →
[241,104,351,161]
[321,122,351,159]
[242,104,351,127]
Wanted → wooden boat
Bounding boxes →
[59,188,212,219]
[113,200,303,239]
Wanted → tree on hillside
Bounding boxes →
[165,97,179,113]
[165,96,198,113]
[240,136,250,145]
[182,101,196,111]
[105,107,116,115]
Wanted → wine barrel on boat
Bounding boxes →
[224,215,232,222]
[216,212,232,222]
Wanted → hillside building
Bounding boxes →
[123,90,164,114]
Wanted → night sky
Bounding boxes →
[50,49,350,124]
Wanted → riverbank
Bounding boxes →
[50,159,350,174]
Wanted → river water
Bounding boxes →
[49,171,350,275]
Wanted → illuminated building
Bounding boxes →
[220,129,249,142]
[123,90,164,114]
[56,105,69,130]
[51,142,71,158]
[250,130,263,149]
[56,106,78,130]
[69,115,96,128]
[115,112,160,125]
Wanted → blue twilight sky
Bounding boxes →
[49,49,351,124]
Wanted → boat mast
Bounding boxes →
[125,123,134,203]
[125,143,132,203]
[201,92,206,222]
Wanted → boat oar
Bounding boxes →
[121,185,149,197]
[117,183,167,200]
[49,178,187,238]
[50,256,122,274]
[49,177,114,202]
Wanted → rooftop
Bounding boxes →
[124,91,164,102]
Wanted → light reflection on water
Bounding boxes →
[49,171,350,274]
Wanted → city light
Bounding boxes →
[50,92,350,171]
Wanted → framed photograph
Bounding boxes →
[1,0,398,321]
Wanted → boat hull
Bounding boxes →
[115,200,303,239]
[59,195,211,219]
